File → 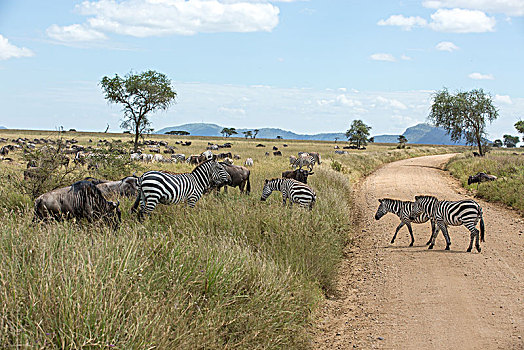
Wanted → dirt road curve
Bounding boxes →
[313,154,524,350]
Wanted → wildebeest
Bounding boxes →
[468,172,497,188]
[256,144,266,147]
[273,146,278,150]
[96,176,139,197]
[0,146,8,156]
[217,152,232,159]
[217,162,251,194]
[282,169,313,184]
[273,151,282,156]
[289,155,297,166]
[33,180,121,229]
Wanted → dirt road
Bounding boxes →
[313,154,524,349]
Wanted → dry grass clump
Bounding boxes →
[447,150,524,212]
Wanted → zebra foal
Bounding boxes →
[260,178,316,209]
[374,198,435,246]
[132,160,231,221]
[410,195,485,252]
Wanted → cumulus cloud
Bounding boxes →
[436,41,459,51]
[423,0,524,17]
[429,8,496,33]
[46,0,281,41]
[377,14,427,30]
[495,94,512,104]
[370,53,396,62]
[336,95,362,107]
[46,24,108,42]
[376,96,408,110]
[401,54,412,60]
[0,34,34,60]
[468,72,495,80]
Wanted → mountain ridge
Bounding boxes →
[156,123,473,145]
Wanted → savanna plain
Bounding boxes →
[0,129,470,348]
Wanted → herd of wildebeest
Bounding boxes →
[0,136,322,230]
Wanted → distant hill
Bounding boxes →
[0,126,6,129]
[156,122,475,145]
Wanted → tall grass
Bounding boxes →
[446,150,524,212]
[0,130,458,348]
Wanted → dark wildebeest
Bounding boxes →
[95,176,139,197]
[217,162,251,194]
[282,169,313,184]
[33,180,121,229]
[273,151,282,156]
[0,146,9,156]
[273,146,278,150]
[468,172,497,189]
[217,152,232,159]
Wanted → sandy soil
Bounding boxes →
[313,154,524,349]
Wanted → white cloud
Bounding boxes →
[423,0,524,17]
[370,53,396,62]
[468,72,495,80]
[49,0,280,39]
[218,106,246,115]
[336,95,362,107]
[429,8,496,33]
[377,14,427,30]
[435,41,459,51]
[0,34,34,60]
[495,94,512,104]
[401,54,412,60]
[46,24,108,42]
[376,96,408,110]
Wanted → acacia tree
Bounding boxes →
[253,129,259,139]
[429,88,498,156]
[503,134,519,148]
[221,127,237,138]
[345,119,371,149]
[398,135,408,149]
[242,130,252,139]
[100,70,176,152]
[515,120,524,141]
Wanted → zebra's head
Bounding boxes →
[260,179,274,201]
[210,161,231,187]
[409,195,437,220]
[374,198,389,220]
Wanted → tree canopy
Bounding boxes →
[221,127,237,138]
[242,130,253,139]
[165,130,190,136]
[428,88,498,156]
[503,134,519,148]
[345,120,371,149]
[100,70,176,151]
[515,121,524,141]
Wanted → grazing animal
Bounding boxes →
[281,169,313,184]
[289,155,297,166]
[132,160,231,220]
[273,146,278,150]
[467,172,497,187]
[473,152,481,157]
[309,152,321,165]
[410,195,485,252]
[273,151,282,156]
[244,158,254,166]
[201,150,215,161]
[33,181,121,229]
[260,178,316,209]
[256,144,265,147]
[374,198,435,246]
[96,176,139,197]
[217,162,251,194]
[0,146,9,156]
[334,150,348,155]
[292,155,315,171]
[217,152,232,159]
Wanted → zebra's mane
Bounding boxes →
[381,198,413,204]
[415,195,438,201]
[191,159,215,172]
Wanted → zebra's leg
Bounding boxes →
[466,224,481,252]
[138,196,159,222]
[391,222,405,244]
[440,224,451,250]
[427,219,436,245]
[406,222,415,246]
[428,222,442,250]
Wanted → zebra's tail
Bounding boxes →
[480,209,485,242]
[246,175,251,194]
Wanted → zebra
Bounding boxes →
[375,198,435,246]
[409,195,485,252]
[292,155,316,171]
[260,178,316,209]
[132,160,231,221]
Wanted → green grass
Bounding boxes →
[446,149,524,213]
[0,130,460,348]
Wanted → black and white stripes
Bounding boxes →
[260,178,316,209]
[375,198,435,246]
[133,160,231,220]
[410,195,485,252]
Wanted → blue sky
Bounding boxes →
[0,0,523,140]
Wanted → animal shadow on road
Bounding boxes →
[384,245,469,254]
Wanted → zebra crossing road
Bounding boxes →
[314,154,524,350]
